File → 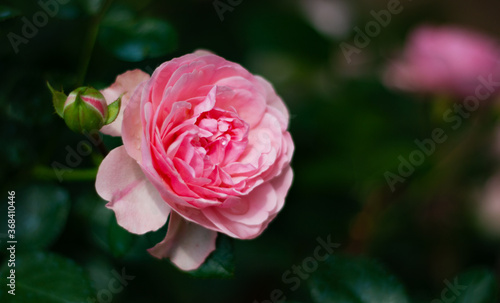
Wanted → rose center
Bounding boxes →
[193,108,248,166]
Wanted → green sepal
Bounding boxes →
[47,81,67,118]
[105,95,122,125]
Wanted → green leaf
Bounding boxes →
[105,95,121,125]
[308,255,410,303]
[108,214,137,258]
[0,183,71,252]
[99,6,177,62]
[187,234,235,278]
[452,268,499,303]
[76,191,136,257]
[0,252,95,302]
[47,82,67,118]
[0,5,21,22]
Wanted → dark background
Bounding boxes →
[1,0,499,302]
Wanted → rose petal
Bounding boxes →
[122,81,147,163]
[100,70,150,136]
[214,76,267,127]
[204,165,293,239]
[96,146,171,234]
[256,75,290,129]
[148,212,218,271]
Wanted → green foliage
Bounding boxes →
[0,5,21,22]
[308,255,410,303]
[0,252,94,302]
[453,268,499,303]
[78,0,106,15]
[0,183,70,252]
[108,215,137,258]
[98,6,177,62]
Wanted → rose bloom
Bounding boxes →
[95,51,294,270]
[383,25,500,97]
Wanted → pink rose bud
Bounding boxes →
[48,83,121,134]
[383,25,500,97]
[63,87,108,132]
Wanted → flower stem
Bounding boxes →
[76,0,114,86]
[32,165,98,182]
[91,132,109,157]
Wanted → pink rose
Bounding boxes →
[95,51,294,270]
[383,25,500,97]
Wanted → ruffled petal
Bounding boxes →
[95,146,171,234]
[148,212,218,271]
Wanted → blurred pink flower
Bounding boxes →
[478,173,500,236]
[384,25,500,97]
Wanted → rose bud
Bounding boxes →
[48,83,121,134]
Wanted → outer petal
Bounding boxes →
[96,146,171,234]
[148,212,218,271]
[100,70,150,136]
[203,165,293,239]
[122,81,147,163]
[256,75,290,128]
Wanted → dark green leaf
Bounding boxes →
[0,5,21,22]
[452,268,499,303]
[0,183,70,252]
[99,7,177,62]
[309,255,410,303]
[78,191,138,258]
[187,234,235,278]
[108,214,137,258]
[84,193,115,252]
[0,252,95,302]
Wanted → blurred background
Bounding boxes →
[1,0,500,302]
